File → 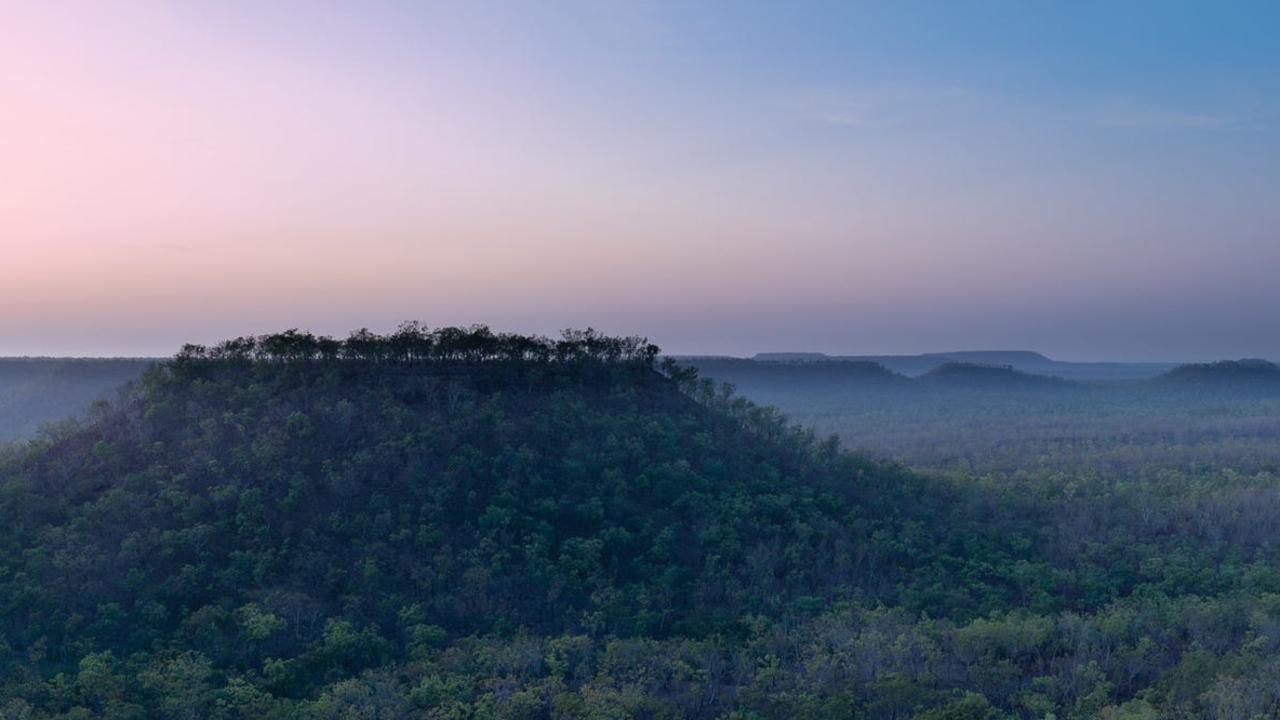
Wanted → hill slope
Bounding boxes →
[0,327,1035,717]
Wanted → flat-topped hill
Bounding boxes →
[681,356,909,392]
[0,325,1031,714]
[916,361,1076,391]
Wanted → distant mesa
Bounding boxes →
[920,350,1052,365]
[748,350,1172,382]
[681,356,908,389]
[916,361,1075,390]
[752,352,831,362]
[752,350,1051,365]
[687,356,1077,393]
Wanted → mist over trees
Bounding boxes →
[0,358,153,443]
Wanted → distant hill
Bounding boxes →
[680,357,909,393]
[922,350,1051,365]
[688,357,1081,394]
[749,350,1176,381]
[916,361,1078,391]
[0,358,155,442]
[1157,359,1280,391]
[752,352,830,362]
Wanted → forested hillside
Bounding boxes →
[1157,359,1280,392]
[0,358,153,443]
[4,329,1280,718]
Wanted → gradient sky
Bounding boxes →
[3,1,1278,359]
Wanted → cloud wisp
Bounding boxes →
[1092,101,1243,130]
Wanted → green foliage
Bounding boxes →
[3,327,1280,717]
[912,693,1003,720]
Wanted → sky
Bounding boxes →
[2,1,1278,360]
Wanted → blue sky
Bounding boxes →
[2,1,1278,359]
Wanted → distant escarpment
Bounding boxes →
[916,361,1076,391]
[678,357,909,393]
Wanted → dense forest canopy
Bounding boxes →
[172,324,662,368]
[2,327,1280,718]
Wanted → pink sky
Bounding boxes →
[3,2,1278,359]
